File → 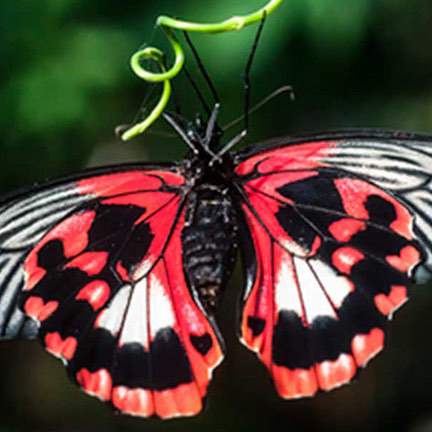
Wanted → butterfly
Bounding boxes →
[1,101,431,419]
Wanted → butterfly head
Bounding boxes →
[163,104,228,162]
[164,104,247,184]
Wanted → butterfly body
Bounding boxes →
[169,120,240,312]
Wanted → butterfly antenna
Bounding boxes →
[163,112,200,155]
[243,10,267,133]
[209,12,267,165]
[183,31,220,107]
[222,85,295,131]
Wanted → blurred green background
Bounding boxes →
[1,0,432,431]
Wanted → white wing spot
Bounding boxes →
[96,285,131,336]
[294,257,336,322]
[275,251,303,317]
[149,273,176,338]
[118,278,149,349]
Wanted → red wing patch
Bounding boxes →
[19,169,223,419]
[236,160,422,398]
[234,141,335,176]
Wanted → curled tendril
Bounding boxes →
[121,0,283,141]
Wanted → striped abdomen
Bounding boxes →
[182,184,238,312]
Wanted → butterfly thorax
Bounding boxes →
[180,154,233,185]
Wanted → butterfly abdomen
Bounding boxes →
[182,184,238,312]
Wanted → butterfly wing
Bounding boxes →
[0,165,224,418]
[232,130,430,398]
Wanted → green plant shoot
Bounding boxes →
[121,0,283,141]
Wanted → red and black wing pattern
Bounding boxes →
[0,177,96,339]
[233,131,431,398]
[0,166,223,419]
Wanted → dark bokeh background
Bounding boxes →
[1,1,432,431]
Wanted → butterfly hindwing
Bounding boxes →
[0,166,224,419]
[233,131,428,398]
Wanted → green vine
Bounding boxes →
[121,0,283,141]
